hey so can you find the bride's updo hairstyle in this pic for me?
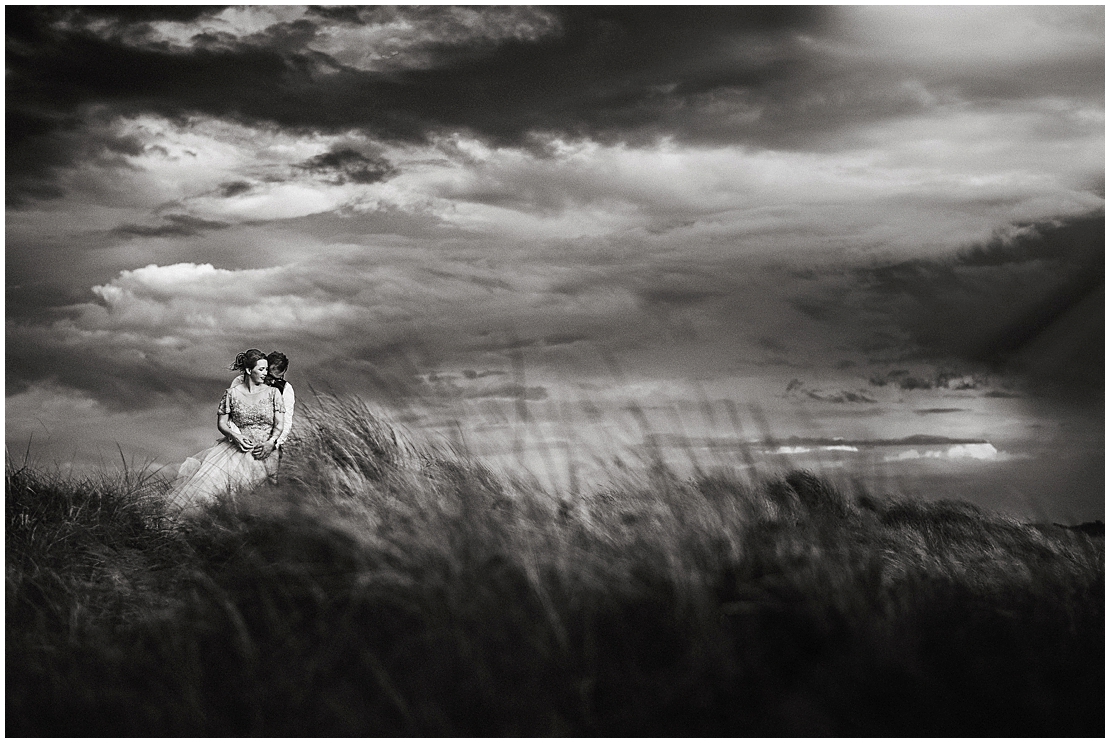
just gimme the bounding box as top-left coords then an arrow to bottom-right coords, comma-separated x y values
229,348 -> 267,373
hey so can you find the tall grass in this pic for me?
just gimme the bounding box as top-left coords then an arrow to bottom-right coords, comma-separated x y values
6,394 -> 1103,735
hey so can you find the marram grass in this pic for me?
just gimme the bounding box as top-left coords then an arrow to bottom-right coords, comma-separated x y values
6,394 -> 1103,736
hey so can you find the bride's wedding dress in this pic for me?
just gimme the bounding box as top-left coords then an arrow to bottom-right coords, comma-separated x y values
167,384 -> 286,516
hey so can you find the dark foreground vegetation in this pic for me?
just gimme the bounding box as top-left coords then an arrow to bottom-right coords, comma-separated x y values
7,395 -> 1104,736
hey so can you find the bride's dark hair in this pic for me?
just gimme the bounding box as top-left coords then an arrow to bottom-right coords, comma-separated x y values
229,348 -> 266,372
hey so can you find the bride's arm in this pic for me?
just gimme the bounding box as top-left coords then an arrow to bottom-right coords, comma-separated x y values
223,375 -> 246,437
216,387 -> 252,452
219,412 -> 254,452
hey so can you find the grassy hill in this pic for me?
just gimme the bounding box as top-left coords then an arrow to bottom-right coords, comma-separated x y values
6,394 -> 1103,735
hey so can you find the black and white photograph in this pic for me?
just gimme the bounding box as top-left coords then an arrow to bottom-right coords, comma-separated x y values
6,4 -> 1104,736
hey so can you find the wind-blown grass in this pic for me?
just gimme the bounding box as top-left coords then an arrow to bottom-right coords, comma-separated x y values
6,394 -> 1103,735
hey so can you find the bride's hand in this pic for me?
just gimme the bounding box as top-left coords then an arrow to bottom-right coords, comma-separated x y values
252,441 -> 276,460
236,436 -> 255,453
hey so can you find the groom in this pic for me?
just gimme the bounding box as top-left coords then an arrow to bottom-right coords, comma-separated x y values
253,351 -> 295,462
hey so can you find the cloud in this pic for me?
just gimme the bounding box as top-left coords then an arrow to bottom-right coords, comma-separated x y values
7,111 -> 393,212
7,260 -> 370,408
299,6 -> 564,72
651,434 -> 1014,462
5,107 -> 155,207
465,383 -> 549,401
868,368 -> 993,391
5,255 -> 634,408
296,148 -> 396,185
885,443 -> 999,461
0,7 -> 844,201
5,379 -> 226,472
60,6 -> 564,72
376,132 -> 1099,253
772,445 -> 859,455
5,319 -> 227,410
785,379 -> 877,404
7,8 -> 1101,276
111,213 -> 231,238
220,181 -> 253,198
5,6 -> 1103,494
462,369 -> 508,380
9,7 -> 1101,210
793,212 -> 1104,396
830,7 -> 1102,86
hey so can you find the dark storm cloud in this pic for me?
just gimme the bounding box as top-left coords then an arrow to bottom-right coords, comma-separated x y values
371,6 -> 831,146
220,181 -> 253,198
4,5 -> 225,53
303,6 -> 365,25
785,379 -> 877,404
9,5 -> 1102,214
867,369 -> 988,391
111,214 -> 231,238
6,6 -> 832,202
5,106 -> 149,206
542,334 -> 591,348
462,369 -> 508,380
47,6 -> 226,25
872,215 -> 1101,380
799,212 -> 1104,398
296,148 -> 396,185
6,323 -> 224,410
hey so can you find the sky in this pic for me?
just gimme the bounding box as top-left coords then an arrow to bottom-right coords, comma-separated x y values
6,5 -> 1104,523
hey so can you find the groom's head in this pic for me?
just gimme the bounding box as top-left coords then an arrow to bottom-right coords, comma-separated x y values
266,351 -> 289,379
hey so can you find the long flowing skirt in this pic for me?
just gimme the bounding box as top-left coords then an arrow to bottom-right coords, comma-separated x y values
167,438 -> 277,516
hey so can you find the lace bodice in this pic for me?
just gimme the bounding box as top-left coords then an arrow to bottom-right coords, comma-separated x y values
218,385 -> 285,441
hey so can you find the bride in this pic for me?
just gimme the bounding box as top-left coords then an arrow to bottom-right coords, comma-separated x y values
167,349 -> 286,516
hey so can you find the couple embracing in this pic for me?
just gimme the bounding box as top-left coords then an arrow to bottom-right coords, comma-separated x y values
167,349 -> 296,516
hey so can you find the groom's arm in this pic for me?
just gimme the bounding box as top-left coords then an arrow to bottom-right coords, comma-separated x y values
276,384 -> 295,447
